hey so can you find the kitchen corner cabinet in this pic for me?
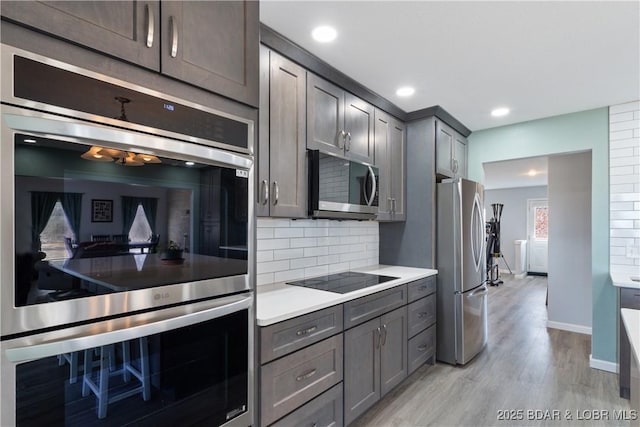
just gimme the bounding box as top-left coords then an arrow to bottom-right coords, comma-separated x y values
307,73 -> 375,164
374,109 -> 406,221
1,1 -> 259,107
344,306 -> 408,425
257,47 -> 308,218
435,119 -> 467,179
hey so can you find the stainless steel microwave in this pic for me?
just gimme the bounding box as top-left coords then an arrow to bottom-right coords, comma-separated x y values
308,150 -> 379,220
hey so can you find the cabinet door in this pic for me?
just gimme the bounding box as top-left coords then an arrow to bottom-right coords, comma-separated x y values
344,317 -> 380,425
380,306 -> 407,396
389,117 -> 406,220
374,110 -> 392,220
307,74 -> 345,156
1,1 -> 160,70
454,133 -> 467,178
267,52 -> 308,218
344,94 -> 375,163
257,46 -> 271,217
435,120 -> 455,177
160,1 -> 259,106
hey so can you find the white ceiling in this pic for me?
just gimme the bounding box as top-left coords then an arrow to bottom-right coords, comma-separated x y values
260,1 -> 640,131
483,156 -> 548,190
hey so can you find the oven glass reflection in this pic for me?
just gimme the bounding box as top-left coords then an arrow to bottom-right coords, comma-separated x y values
15,310 -> 248,426
14,134 -> 249,307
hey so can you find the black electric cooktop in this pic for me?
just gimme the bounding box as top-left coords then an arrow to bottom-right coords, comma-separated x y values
287,271 -> 399,294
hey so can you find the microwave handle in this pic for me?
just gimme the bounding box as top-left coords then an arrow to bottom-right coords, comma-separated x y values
363,165 -> 377,207
5,293 -> 252,363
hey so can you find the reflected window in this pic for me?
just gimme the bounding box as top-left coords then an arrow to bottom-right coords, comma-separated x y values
40,201 -> 74,259
129,204 -> 152,243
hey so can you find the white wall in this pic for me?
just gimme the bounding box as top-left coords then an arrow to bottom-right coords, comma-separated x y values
484,186 -> 547,273
609,101 -> 640,273
547,152 -> 592,331
256,218 -> 379,286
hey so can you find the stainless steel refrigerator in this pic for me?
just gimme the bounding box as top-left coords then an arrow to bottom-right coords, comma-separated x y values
436,178 -> 488,365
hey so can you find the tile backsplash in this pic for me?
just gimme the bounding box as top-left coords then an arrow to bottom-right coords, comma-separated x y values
256,218 -> 379,286
609,101 -> 640,271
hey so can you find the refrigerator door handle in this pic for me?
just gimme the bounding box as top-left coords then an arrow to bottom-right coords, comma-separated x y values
470,192 -> 485,272
467,285 -> 489,298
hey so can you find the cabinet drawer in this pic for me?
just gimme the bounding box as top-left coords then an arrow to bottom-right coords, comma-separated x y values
261,335 -> 343,426
408,294 -> 436,338
408,324 -> 435,375
270,383 -> 343,427
344,285 -> 407,329
261,305 -> 343,363
621,287 -> 640,309
407,276 -> 436,303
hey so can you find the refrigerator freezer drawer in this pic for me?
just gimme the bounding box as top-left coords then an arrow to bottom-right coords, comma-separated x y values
455,285 -> 488,364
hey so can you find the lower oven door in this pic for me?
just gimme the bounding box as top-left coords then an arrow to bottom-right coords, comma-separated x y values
0,292 -> 254,427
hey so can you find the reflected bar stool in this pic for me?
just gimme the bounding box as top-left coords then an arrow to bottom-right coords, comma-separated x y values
82,337 -> 151,419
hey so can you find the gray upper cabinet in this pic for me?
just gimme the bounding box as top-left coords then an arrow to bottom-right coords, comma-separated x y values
1,1 -> 259,106
374,109 -> 406,221
258,47 -> 307,218
0,1 -> 160,70
435,119 -> 467,179
307,73 -> 374,163
160,1 -> 258,106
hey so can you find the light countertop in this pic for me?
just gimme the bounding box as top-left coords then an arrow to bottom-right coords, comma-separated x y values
621,308 -> 640,364
256,265 -> 437,326
611,271 -> 640,289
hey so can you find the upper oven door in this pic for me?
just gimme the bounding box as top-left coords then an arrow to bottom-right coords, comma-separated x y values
1,104 -> 255,338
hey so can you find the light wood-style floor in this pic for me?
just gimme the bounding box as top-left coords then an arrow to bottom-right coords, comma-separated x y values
352,275 -> 631,427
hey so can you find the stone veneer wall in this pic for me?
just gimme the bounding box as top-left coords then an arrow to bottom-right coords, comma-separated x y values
256,218 -> 379,286
609,101 -> 640,272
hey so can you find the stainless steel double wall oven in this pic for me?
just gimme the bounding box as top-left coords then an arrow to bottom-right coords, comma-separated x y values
0,45 -> 255,427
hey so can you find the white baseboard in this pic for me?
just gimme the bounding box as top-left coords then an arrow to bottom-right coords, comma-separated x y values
546,320 -> 592,335
589,355 -> 618,373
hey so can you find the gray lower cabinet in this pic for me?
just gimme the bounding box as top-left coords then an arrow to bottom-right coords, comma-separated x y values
374,109 -> 406,221
343,285 -> 407,329
408,324 -> 435,374
307,73 -> 374,164
407,294 -> 436,338
261,335 -> 343,426
1,1 -> 259,106
620,287 -> 640,398
271,383 -> 344,427
258,47 -> 308,217
344,306 -> 408,425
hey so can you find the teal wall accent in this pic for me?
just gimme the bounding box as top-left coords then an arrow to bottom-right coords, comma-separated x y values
467,108 -> 614,363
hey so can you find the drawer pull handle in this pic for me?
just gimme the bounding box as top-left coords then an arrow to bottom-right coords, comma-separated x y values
417,345 -> 428,352
417,312 -> 429,319
419,285 -> 428,291
296,325 -> 318,336
296,368 -> 317,381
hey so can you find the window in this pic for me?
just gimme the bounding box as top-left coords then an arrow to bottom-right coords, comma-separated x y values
534,206 -> 548,240
129,204 -> 152,243
40,201 -> 74,259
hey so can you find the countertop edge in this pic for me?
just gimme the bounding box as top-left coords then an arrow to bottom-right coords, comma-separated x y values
256,265 -> 437,326
621,308 -> 640,364
611,271 -> 640,289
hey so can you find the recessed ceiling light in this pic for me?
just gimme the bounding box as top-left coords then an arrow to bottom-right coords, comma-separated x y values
23,138 -> 37,144
185,161 -> 195,166
396,87 -> 415,97
312,25 -> 337,43
491,107 -> 510,117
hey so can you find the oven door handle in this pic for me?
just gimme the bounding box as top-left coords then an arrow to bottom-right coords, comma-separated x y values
5,293 -> 252,363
